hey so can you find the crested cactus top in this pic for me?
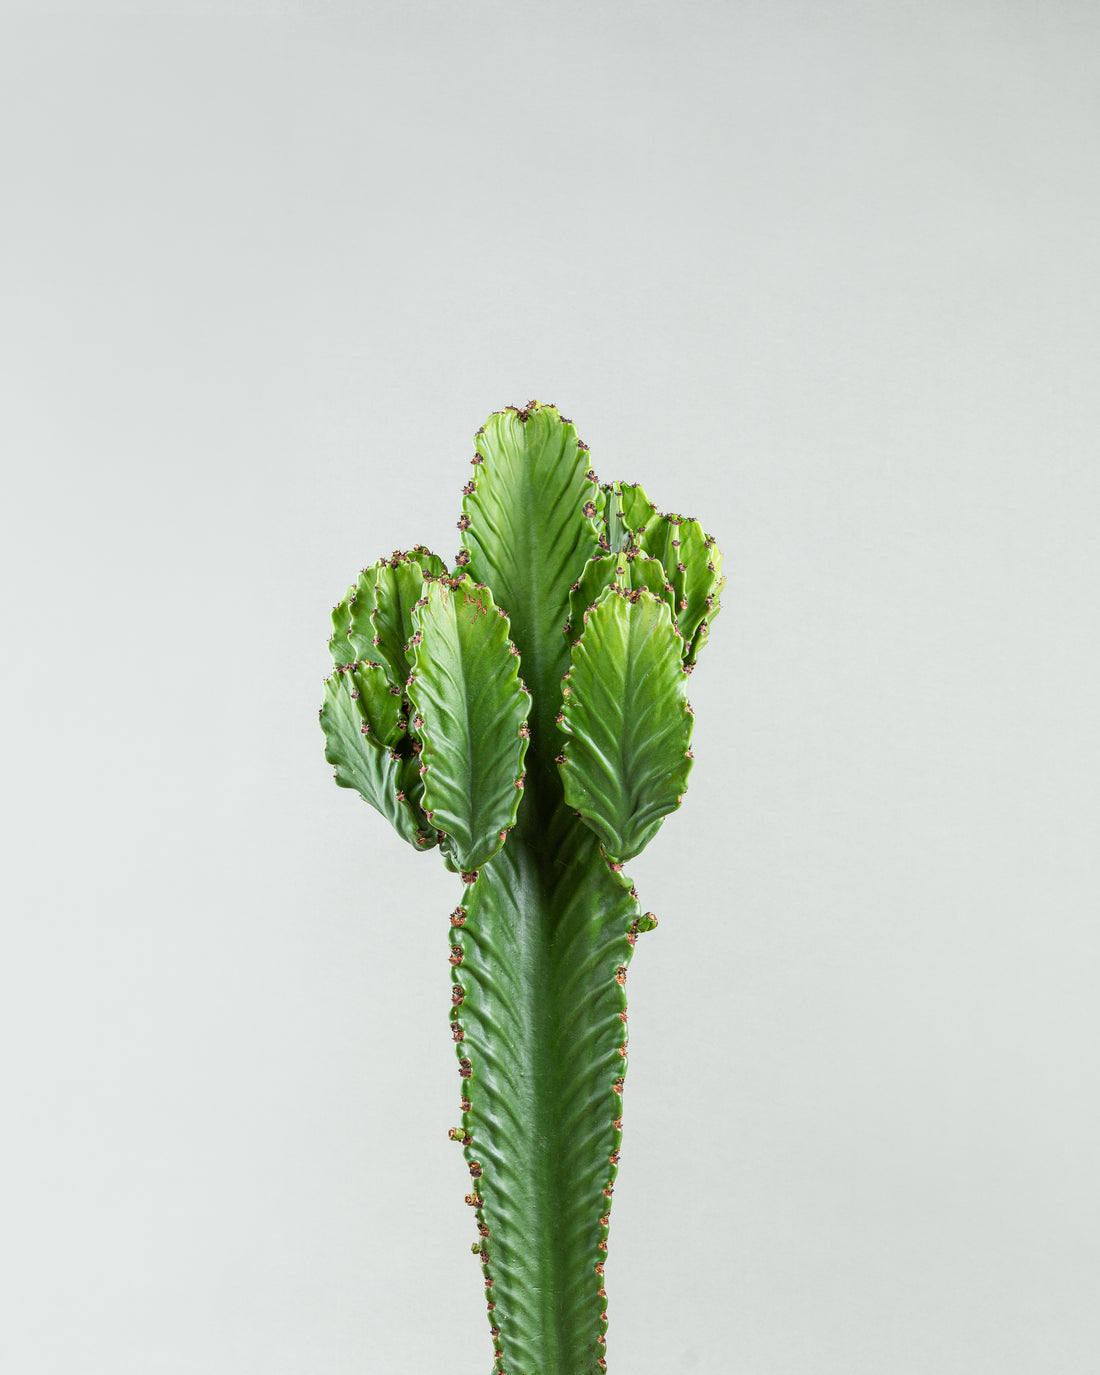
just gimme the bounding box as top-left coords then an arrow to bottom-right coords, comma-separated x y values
322,400 -> 724,865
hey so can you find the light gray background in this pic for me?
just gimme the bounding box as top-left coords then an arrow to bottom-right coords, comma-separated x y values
2,4 -> 1098,1373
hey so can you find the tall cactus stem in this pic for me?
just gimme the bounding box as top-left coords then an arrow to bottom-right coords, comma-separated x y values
319,401 -> 723,1372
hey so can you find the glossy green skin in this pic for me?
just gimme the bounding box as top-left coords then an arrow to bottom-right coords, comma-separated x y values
320,402 -> 724,1374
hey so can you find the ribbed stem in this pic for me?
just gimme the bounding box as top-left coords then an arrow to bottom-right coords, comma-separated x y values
450,801 -> 637,1374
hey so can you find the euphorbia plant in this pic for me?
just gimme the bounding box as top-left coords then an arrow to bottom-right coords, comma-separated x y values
320,401 -> 724,1374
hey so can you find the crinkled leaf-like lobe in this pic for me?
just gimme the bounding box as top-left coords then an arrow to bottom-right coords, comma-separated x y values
329,582 -> 376,666
437,831 -> 463,874
670,519 -> 722,648
626,552 -> 679,614
460,404 -> 601,777
617,480 -> 659,536
560,588 -> 693,862
347,658 -> 406,749
344,561 -> 384,664
453,817 -> 636,1374
408,575 -> 529,873
411,545 -> 448,578
568,551 -> 676,638
684,533 -> 727,665
328,585 -> 356,666
370,548 -> 445,690
615,483 -> 726,663
638,513 -> 709,645
568,554 -> 619,637
394,753 -> 441,848
319,669 -> 436,851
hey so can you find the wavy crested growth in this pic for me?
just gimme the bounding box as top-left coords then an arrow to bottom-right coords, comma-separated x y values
319,401 -> 725,1374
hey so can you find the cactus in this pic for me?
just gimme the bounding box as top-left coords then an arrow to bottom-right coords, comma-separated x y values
319,401 -> 724,1373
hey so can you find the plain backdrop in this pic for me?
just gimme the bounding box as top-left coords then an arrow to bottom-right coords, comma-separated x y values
2,4 -> 1098,1373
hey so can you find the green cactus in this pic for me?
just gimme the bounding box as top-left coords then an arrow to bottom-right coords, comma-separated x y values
319,401 -> 724,1373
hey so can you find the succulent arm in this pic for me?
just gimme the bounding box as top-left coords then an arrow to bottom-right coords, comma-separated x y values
320,402 -> 724,1374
